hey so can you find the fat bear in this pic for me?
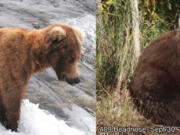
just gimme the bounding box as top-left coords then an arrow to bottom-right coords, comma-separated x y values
0,24 -> 84,131
130,29 -> 180,126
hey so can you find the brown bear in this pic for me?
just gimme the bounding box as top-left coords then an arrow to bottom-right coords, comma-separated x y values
0,24 -> 84,131
130,29 -> 180,126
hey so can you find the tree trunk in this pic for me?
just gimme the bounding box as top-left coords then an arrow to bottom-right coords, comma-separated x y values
96,0 -> 101,10
178,15 -> 180,27
131,0 -> 141,58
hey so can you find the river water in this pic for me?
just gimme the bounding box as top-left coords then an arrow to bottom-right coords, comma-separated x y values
0,0 -> 96,135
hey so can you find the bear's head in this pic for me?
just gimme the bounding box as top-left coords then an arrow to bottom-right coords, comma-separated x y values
44,24 -> 84,85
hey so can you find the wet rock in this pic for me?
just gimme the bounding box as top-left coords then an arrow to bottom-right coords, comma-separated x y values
0,0 -> 96,134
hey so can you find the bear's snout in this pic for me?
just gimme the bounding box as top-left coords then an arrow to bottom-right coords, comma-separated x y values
65,77 -> 80,85
55,71 -> 80,85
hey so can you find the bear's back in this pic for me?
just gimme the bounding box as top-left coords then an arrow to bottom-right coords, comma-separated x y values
138,29 -> 180,70
0,28 -> 27,46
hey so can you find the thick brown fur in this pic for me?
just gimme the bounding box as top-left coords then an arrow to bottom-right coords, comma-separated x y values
130,29 -> 180,126
0,24 -> 84,131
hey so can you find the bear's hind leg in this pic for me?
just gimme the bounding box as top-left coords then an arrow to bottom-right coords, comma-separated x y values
130,66 -> 176,101
130,66 -> 178,125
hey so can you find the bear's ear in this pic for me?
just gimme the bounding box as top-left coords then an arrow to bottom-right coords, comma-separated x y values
45,27 -> 66,44
73,28 -> 85,42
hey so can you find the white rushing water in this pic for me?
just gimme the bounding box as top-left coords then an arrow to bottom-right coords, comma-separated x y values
0,100 -> 85,135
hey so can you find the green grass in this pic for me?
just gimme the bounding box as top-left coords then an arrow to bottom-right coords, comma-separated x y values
96,0 -> 136,93
96,0 -> 178,135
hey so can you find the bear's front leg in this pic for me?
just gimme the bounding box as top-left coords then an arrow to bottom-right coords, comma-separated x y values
6,111 -> 20,131
0,71 -> 29,131
2,91 -> 23,131
0,99 -> 8,127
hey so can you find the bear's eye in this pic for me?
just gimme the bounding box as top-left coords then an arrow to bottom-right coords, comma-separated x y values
69,57 -> 75,64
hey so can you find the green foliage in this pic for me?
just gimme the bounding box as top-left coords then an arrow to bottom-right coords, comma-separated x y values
139,0 -> 180,49
97,0 -> 179,94
97,0 -> 136,96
